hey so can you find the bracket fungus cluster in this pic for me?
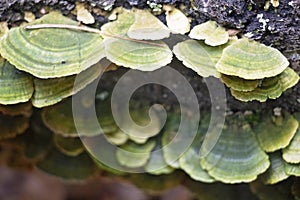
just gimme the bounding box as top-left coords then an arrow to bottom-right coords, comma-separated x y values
0,10 -> 298,105
101,8 -> 173,71
174,21 -> 299,102
0,5 -> 299,199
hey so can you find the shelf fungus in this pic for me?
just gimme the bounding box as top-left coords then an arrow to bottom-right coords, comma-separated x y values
252,111 -> 298,152
0,57 -> 33,105
117,106 -> 163,144
189,21 -> 229,46
0,12 -> 105,79
162,110 -> 198,169
173,38 -> 238,78
260,152 -> 290,184
127,9 -> 170,40
200,115 -> 270,183
102,9 -> 172,71
216,38 -> 289,80
41,96 -> 117,137
220,75 -> 259,92
178,114 -> 215,183
32,61 -> 105,108
104,129 -> 129,146
116,140 -> 156,168
284,162 -> 300,177
144,144 -> 175,175
229,67 -> 299,102
282,113 -> 300,164
173,40 -> 231,78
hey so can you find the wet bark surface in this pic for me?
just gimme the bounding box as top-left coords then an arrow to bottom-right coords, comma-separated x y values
0,0 -> 299,112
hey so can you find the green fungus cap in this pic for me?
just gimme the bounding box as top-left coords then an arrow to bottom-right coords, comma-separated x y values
173,38 -> 237,78
252,111 -> 298,152
104,38 -> 172,71
144,144 -> 175,175
189,21 -> 229,46
116,140 -> 156,168
0,12 -> 105,78
127,9 -> 170,40
216,38 -> 289,80
260,152 -> 290,184
32,60 -> 106,108
0,57 -> 33,105
220,74 -> 259,92
41,96 -> 118,137
101,10 -> 135,37
282,113 -> 300,164
102,9 -> 172,71
200,114 -> 270,183
178,113 -> 215,183
118,106 -> 163,144
104,129 -> 129,146
230,67 -> 299,102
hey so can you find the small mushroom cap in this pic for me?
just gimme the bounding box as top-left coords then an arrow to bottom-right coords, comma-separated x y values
200,114 -> 270,183
0,57 -> 33,105
173,39 -> 236,78
104,38 -> 172,71
230,67 -> 299,102
166,8 -> 190,34
282,113 -> 300,164
252,111 -> 298,153
220,74 -> 259,92
216,38 -> 289,79
189,21 -> 229,46
0,12 -> 105,78
32,60 -> 105,108
127,9 -> 170,40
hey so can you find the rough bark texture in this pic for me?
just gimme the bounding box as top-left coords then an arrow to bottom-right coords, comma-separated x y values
0,0 -> 299,112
